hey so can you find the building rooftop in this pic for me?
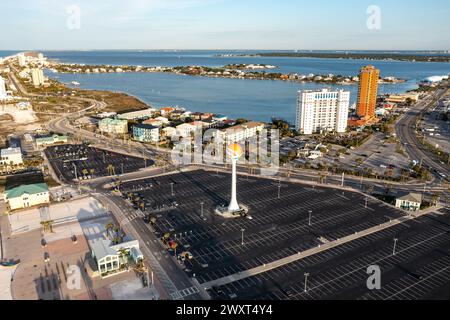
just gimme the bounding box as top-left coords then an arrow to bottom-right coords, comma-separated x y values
99,118 -> 128,125
89,238 -> 117,261
397,192 -> 422,203
1,147 -> 21,156
5,183 -> 49,199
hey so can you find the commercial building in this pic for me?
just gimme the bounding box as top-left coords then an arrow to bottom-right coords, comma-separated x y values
160,107 -> 175,116
395,192 -> 422,212
0,76 -> 7,100
117,108 -> 156,121
296,89 -> 350,135
385,93 -> 420,104
213,121 -> 265,142
35,134 -> 68,148
89,237 -> 143,277
132,123 -> 160,143
4,183 -> 50,211
31,68 -> 45,87
98,118 -> 129,135
212,114 -> 228,122
18,54 -> 26,67
175,123 -> 198,138
162,127 -> 177,139
0,147 -> 23,165
356,65 -> 379,119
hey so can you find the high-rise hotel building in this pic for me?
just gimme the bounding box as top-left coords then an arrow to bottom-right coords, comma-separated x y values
356,65 -> 379,119
31,68 -> 45,87
296,89 -> 350,135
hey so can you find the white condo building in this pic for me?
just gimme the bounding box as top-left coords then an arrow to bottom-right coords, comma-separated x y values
296,89 -> 350,135
31,68 -> 45,87
0,76 -> 7,100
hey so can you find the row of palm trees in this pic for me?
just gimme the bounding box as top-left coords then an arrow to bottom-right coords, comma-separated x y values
105,222 -> 125,245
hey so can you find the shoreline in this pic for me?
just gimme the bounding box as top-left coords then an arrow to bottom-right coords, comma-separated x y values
218,52 -> 450,63
47,62 -> 407,86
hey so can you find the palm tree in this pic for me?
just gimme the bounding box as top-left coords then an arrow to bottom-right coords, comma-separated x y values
117,248 -> 129,268
106,164 -> 115,176
105,222 -> 114,238
90,168 -> 95,178
40,220 -> 54,233
81,168 -> 88,177
431,193 -> 441,206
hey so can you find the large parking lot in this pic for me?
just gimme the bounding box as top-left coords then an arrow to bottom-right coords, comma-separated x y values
45,144 -> 152,182
211,207 -> 450,300
114,169 -> 417,300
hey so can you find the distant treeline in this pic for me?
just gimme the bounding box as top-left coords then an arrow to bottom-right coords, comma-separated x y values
247,52 -> 450,63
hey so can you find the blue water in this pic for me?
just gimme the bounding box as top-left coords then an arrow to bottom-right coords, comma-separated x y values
3,50 -> 450,123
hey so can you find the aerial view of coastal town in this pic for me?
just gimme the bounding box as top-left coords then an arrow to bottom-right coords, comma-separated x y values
0,0 -> 449,312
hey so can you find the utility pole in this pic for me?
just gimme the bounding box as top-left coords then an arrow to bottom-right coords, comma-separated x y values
308,210 -> 312,226
170,182 -> 174,196
365,195 -> 368,208
277,184 -> 281,199
341,172 -> 345,187
241,228 -> 245,246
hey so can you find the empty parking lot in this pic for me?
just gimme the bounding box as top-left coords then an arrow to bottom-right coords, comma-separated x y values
211,207 -> 450,300
45,144 -> 152,182
111,169 -> 445,300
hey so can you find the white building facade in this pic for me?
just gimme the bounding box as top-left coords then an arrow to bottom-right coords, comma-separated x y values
31,68 -> 45,87
296,89 -> 350,135
4,183 -> 50,211
0,147 -> 23,165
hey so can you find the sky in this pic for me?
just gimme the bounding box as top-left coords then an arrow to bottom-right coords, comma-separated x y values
1,0 -> 449,50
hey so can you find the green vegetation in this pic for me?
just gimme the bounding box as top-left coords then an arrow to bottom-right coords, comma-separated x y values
271,118 -> 297,137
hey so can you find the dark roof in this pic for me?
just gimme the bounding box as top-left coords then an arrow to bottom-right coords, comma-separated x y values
5,171 -> 45,191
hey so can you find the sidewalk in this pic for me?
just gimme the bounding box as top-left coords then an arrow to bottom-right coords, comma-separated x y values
0,265 -> 17,300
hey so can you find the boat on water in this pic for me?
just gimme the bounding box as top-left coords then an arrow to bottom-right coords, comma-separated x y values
71,81 -> 80,86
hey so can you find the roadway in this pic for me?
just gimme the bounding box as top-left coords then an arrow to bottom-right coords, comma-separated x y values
395,86 -> 449,185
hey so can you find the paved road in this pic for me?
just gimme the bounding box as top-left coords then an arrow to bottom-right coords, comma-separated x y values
89,186 -> 205,300
395,86 -> 449,185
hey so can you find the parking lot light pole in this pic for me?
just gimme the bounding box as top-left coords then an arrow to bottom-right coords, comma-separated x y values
200,202 -> 204,219
365,195 -> 368,208
72,163 -> 78,180
277,185 -> 281,199
241,228 -> 245,245
393,238 -> 398,256
308,210 -> 312,226
121,162 -> 124,175
304,272 -> 310,292
170,182 -> 174,196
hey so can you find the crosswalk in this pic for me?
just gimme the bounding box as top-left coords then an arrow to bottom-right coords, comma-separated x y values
170,286 -> 200,300
120,210 -> 145,225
